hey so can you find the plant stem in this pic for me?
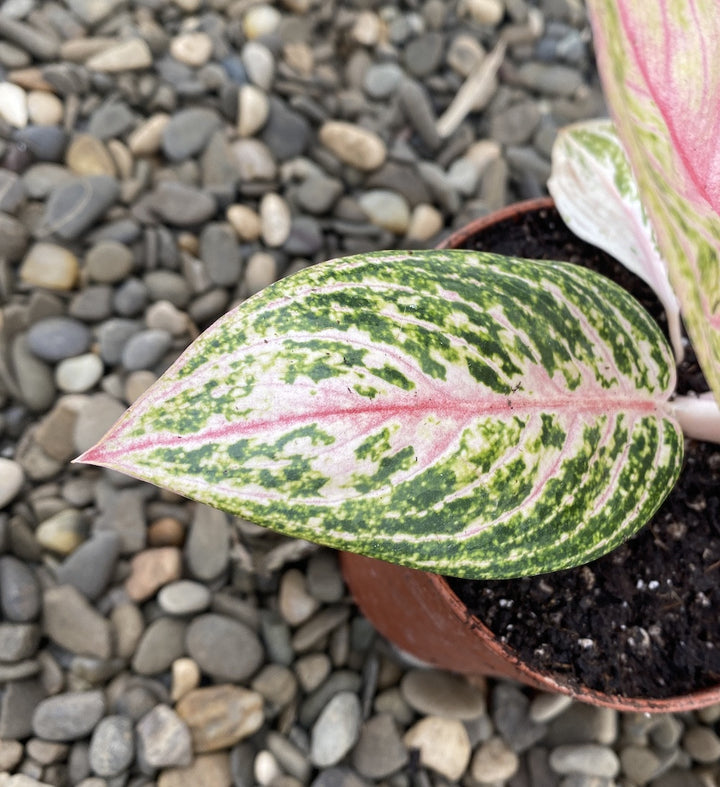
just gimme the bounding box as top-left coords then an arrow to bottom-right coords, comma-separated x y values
670,393 -> 720,444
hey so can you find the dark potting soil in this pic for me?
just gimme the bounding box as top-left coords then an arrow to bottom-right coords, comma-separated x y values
446,203 -> 720,699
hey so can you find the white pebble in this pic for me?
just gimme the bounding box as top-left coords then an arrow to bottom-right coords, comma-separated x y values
227,204 -> 262,242
244,4 -> 282,39
358,190 -> 410,234
406,204 -> 444,241
170,32 -> 214,67
0,82 -> 28,128
237,84 -> 269,137
55,353 -> 104,393
260,193 -> 291,248
462,0 -> 505,26
242,41 -> 275,90
0,458 -> 24,509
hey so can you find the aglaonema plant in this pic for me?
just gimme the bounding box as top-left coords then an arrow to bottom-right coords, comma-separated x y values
76,0 -> 718,582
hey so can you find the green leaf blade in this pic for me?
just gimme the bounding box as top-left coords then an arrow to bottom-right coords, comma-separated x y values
78,251 -> 682,578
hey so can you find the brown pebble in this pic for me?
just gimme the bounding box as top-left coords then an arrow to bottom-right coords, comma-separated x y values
147,517 -> 186,547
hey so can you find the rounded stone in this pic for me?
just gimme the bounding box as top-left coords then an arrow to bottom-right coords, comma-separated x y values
158,580 -> 212,616
162,108 -> 222,162
310,691 -> 362,768
132,618 -> 187,676
128,113 -> 170,156
89,715 -> 135,777
121,328 -> 172,371
125,547 -> 183,602
237,84 -> 269,137
149,181 -> 216,226
186,613 -> 264,682
199,223 -> 242,287
260,192 -> 291,247
32,690 -> 106,741
66,134 -> 116,177
401,669 -> 486,720
136,704 -> 192,769
0,458 -> 24,509
0,81 -> 28,127
358,189 -> 410,234
170,32 -> 214,67
471,736 -> 519,783
85,240 -> 134,284
27,316 -> 91,362
319,121 -> 386,171
684,726 -> 720,763
27,90 -> 64,125
403,716 -> 471,781
363,62 -> 403,99
243,4 -> 282,38
86,38 -> 152,71
549,744 -> 620,778
35,508 -> 86,554
242,41 -> 275,90
227,204 -> 262,241
244,251 -> 277,295
352,713 -> 408,779
278,568 -> 319,626
20,243 -> 79,290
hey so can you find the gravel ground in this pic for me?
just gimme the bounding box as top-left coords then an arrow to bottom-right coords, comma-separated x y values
1,0 -> 719,785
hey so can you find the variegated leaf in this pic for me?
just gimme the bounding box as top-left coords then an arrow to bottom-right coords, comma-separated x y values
548,119 -> 684,361
588,0 -> 720,403
77,251 -> 683,579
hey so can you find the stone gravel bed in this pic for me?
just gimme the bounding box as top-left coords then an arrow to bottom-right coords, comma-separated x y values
1,0 -> 718,785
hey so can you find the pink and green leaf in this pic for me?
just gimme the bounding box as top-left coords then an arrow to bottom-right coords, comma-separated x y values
549,119 -> 684,361
77,251 -> 682,579
588,0 -> 720,402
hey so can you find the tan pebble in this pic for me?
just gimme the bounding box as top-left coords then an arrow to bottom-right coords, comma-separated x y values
282,42 -> 314,76
66,133 -> 116,177
237,84 -> 269,137
319,121 -> 386,171
243,4 -> 282,39
403,717 -> 471,781
471,736 -> 519,783
177,232 -> 199,255
447,33 -> 486,77
358,189 -> 410,234
145,300 -> 190,336
111,602 -> 145,660
227,204 -> 262,241
176,685 -> 264,752
20,243 -> 79,290
125,547 -> 183,602
465,139 -> 502,175
157,752 -> 232,787
60,37 -> 117,62
170,32 -> 214,67
351,11 -> 384,46
128,113 -> 170,156
0,82 -> 28,128
106,139 -> 133,180
36,508 -> 86,555
279,568 -> 319,626
147,516 -> 186,547
406,203 -> 444,241
86,38 -> 153,72
124,370 -> 157,403
462,0 -> 505,26
243,251 -> 277,295
8,67 -> 53,91
280,0 -> 311,11
171,657 -> 201,702
260,192 -> 291,247
26,90 -> 64,125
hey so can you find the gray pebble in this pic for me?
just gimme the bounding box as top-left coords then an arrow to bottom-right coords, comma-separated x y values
32,690 -> 106,741
73,393 -> 126,455
489,100 -> 542,146
260,610 -> 295,667
88,100 -> 135,140
404,32 -> 445,77
296,174 -> 344,215
352,713 -> 408,778
311,691 -> 362,768
261,97 -> 311,160
0,678 -> 47,740
43,584 -> 113,660
86,240 -> 134,284
11,333 -> 56,412
200,223 -> 242,287
27,316 -> 91,362
22,163 -> 76,199
94,485 -> 147,555
158,580 -> 212,616
38,175 -> 119,241
0,555 -> 41,622
89,715 -> 135,777
300,670 -> 363,728
311,767 -> 371,787
492,683 -> 548,753
189,288 -> 230,325
683,725 -> 720,763
186,613 -> 265,682
69,285 -> 114,322
401,669 -> 486,720
306,551 -> 344,603
15,125 -> 69,162
549,744 -> 620,778
132,618 -> 187,676
113,278 -> 149,317
398,78 -> 441,151
185,504 -> 229,582
121,328 -> 172,371
0,15 -> 60,59
516,61 -> 583,96
97,318 -> 142,364
284,215 -> 323,257
620,745 -> 663,784
232,138 -> 278,181
363,62 -> 403,99
148,181 -> 217,226
136,704 -> 192,769
0,622 -> 40,661
144,270 -> 192,309
53,532 -> 121,601
0,170 -> 25,213
162,107 -> 223,162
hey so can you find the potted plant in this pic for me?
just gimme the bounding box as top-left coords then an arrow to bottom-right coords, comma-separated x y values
76,0 -> 720,711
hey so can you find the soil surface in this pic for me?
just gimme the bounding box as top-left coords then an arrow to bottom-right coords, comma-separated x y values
447,204 -> 720,699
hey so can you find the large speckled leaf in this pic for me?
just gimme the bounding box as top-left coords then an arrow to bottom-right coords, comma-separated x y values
588,0 -> 720,404
77,251 -> 683,579
548,119 -> 684,362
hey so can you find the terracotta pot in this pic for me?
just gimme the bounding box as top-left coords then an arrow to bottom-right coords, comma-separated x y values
341,197 -> 720,714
